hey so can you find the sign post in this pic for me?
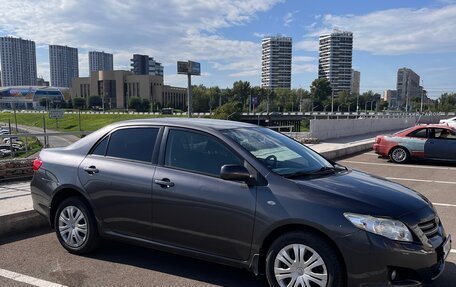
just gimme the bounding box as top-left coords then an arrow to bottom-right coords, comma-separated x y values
178,60 -> 201,118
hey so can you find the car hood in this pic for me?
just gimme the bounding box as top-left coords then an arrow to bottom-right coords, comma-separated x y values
294,169 -> 431,219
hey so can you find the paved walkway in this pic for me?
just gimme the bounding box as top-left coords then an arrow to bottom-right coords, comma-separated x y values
0,181 -> 32,216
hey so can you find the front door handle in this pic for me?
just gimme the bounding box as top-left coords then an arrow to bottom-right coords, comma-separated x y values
83,166 -> 99,174
154,178 -> 175,188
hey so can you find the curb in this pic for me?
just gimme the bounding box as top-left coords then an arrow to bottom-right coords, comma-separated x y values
0,210 -> 48,236
319,141 -> 373,160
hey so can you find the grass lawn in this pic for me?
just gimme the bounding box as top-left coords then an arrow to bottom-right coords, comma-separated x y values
0,112 -> 185,132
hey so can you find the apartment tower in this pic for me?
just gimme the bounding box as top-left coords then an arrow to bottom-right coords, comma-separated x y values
261,36 -> 292,89
89,51 -> 113,72
49,45 -> 79,87
396,68 -> 420,111
0,36 -> 37,86
131,54 -> 163,77
318,30 -> 353,95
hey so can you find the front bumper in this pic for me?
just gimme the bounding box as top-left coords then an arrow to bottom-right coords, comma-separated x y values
338,230 -> 450,286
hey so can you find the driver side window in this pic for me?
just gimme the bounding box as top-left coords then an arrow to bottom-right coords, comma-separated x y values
165,129 -> 243,177
432,128 -> 456,140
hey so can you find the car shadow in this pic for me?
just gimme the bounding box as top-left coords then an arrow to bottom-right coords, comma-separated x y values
431,261 -> 456,286
86,239 -> 268,287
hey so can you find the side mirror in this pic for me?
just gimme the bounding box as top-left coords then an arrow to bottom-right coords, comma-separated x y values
220,164 -> 254,185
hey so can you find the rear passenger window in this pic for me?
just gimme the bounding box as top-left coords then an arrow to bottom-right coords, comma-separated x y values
165,129 -> 243,177
91,136 -> 109,156
106,128 -> 159,162
407,128 -> 427,138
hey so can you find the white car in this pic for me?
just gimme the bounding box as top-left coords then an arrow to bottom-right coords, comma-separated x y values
440,116 -> 456,128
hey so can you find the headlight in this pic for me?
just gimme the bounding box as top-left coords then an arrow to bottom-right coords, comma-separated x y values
344,213 -> 413,242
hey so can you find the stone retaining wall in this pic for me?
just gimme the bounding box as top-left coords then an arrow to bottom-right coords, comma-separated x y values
0,159 -> 33,181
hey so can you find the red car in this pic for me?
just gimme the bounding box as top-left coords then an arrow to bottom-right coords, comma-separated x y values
374,124 -> 456,163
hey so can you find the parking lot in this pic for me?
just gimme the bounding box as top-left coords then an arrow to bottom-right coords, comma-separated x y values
0,150 -> 455,286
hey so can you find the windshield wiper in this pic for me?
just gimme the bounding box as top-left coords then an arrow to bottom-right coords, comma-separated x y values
282,166 -> 338,178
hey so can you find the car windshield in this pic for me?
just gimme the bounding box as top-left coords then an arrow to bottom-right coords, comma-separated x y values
221,127 -> 334,176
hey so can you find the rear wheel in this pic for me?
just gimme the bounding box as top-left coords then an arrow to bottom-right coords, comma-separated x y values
389,147 -> 409,164
265,231 -> 344,287
54,197 -> 100,254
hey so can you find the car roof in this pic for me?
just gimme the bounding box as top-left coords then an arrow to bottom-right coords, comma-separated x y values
115,117 -> 257,131
414,124 -> 456,129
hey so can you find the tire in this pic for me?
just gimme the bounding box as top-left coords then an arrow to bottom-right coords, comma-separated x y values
54,196 -> 100,254
265,231 -> 344,287
389,147 -> 409,164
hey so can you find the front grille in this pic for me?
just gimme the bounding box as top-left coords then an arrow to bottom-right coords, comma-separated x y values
418,218 -> 439,238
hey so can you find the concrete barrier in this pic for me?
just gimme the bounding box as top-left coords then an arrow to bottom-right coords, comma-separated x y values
309,118 -> 415,140
309,115 -> 450,140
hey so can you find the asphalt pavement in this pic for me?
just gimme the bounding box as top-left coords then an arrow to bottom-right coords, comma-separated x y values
1,150 -> 456,286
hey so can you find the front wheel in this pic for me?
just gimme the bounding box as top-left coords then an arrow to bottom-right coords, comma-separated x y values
54,196 -> 100,254
265,231 -> 344,287
389,147 -> 409,164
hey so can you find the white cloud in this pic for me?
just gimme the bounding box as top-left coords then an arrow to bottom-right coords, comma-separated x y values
314,5 -> 456,54
295,39 -> 319,51
283,10 -> 299,27
253,32 -> 265,38
0,0 -> 282,83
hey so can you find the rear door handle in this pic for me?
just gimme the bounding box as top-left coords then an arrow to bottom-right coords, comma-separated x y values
154,179 -> 175,188
83,166 -> 99,174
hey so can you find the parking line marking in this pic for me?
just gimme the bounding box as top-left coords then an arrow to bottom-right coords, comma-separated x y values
433,203 -> 456,207
340,160 -> 456,171
0,268 -> 66,287
452,249 -> 456,254
385,177 -> 456,185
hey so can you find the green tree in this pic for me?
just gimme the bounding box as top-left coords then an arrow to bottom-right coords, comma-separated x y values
129,97 -> 143,112
377,99 -> 389,111
88,96 -> 102,108
66,98 -> 73,109
232,80 -> 251,111
142,98 -> 151,112
192,85 -> 210,112
73,97 -> 86,109
213,101 -> 242,120
310,78 -> 332,111
439,93 -> 456,112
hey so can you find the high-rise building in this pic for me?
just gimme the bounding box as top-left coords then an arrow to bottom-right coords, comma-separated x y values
261,36 -> 292,89
0,36 -> 37,86
318,30 -> 353,95
396,68 -> 420,111
383,90 -> 398,108
350,69 -> 360,95
89,51 -> 113,72
49,45 -> 79,87
130,54 -> 163,77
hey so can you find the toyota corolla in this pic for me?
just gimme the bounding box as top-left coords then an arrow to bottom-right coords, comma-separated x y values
31,118 -> 451,286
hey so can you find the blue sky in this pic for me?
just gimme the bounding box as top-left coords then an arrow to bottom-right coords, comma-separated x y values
0,0 -> 455,98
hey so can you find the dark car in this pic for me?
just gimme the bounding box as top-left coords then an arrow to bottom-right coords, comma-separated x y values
374,124 -> 456,163
31,118 -> 451,286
